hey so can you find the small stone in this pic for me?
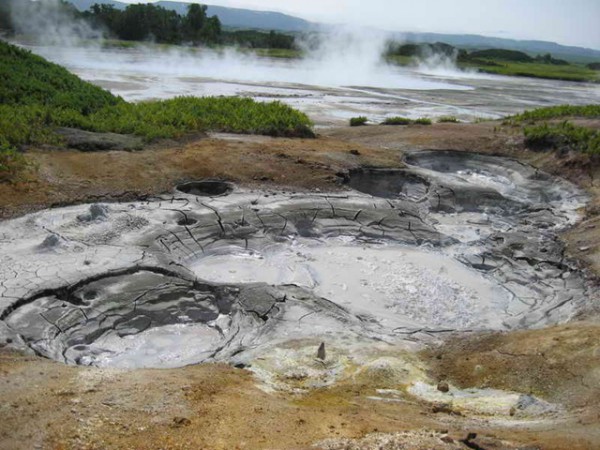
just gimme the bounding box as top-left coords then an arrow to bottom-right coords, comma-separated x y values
437,381 -> 450,393
440,436 -> 454,444
317,342 -> 326,360
349,149 -> 361,156
579,246 -> 591,252
509,406 -> 516,416
172,417 -> 191,427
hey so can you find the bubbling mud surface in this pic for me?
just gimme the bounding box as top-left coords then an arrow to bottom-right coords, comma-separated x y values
0,151 -> 593,369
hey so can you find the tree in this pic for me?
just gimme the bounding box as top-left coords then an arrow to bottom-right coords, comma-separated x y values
0,0 -> 13,32
183,4 -> 212,44
200,16 -> 221,44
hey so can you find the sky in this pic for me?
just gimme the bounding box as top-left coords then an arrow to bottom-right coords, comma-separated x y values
120,0 -> 600,49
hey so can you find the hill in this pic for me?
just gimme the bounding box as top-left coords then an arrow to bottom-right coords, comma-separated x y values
395,32 -> 600,63
65,1 -> 600,61
67,0 -> 315,32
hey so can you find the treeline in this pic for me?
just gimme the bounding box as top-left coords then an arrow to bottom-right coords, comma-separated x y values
221,30 -> 295,50
0,0 -> 296,49
83,3 -> 221,44
387,41 -> 571,66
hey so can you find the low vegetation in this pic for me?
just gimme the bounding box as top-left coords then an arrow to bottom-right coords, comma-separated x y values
350,117 -> 368,127
386,41 -> 600,83
382,117 -> 412,125
507,104 -> 600,123
0,40 -> 314,179
504,105 -> 600,155
437,116 -> 460,123
415,118 -> 432,125
0,145 -> 27,182
524,121 -> 600,154
380,117 -> 434,125
471,62 -> 598,82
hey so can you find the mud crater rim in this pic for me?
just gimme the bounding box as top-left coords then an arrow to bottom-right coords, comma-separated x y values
0,150 -> 592,369
176,180 -> 234,197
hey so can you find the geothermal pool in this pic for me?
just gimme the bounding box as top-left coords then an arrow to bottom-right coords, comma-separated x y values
0,151 -> 593,369
25,44 -> 600,125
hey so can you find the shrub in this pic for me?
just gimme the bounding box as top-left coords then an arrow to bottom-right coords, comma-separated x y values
468,49 -> 534,63
437,116 -> 459,123
508,105 -> 600,123
524,121 -> 600,154
415,117 -> 432,125
382,117 -> 412,125
350,116 -> 368,127
0,144 -> 28,182
0,39 -> 316,155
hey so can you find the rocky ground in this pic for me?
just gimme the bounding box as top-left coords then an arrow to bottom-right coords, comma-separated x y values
1,121 -> 599,449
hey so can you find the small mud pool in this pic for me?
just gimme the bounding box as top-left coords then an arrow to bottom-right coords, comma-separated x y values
0,151 -> 593,370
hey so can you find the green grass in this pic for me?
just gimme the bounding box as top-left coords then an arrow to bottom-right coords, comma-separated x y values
437,116 -> 460,123
385,55 -> 414,66
0,145 -> 28,182
464,60 -> 599,83
382,117 -> 412,125
380,116 -> 434,125
507,104 -> 600,123
414,118 -> 432,125
249,48 -> 302,59
0,40 -> 122,112
0,40 -> 315,179
386,51 -> 599,83
524,121 -> 600,154
350,116 -> 368,127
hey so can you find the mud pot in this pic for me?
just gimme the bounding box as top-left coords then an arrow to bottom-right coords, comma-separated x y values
0,149 -> 592,377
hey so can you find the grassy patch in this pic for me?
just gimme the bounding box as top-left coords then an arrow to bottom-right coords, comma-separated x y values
465,61 -> 599,83
524,121 -> 600,154
350,116 -> 368,127
252,48 -> 302,59
382,117 -> 412,125
437,116 -> 460,123
414,118 -> 432,125
386,44 -> 600,83
0,145 -> 28,182
0,40 -> 122,111
0,41 -> 313,141
0,40 -> 315,180
508,104 -> 600,123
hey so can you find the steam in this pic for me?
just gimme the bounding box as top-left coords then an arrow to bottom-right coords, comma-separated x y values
416,47 -> 462,75
10,0 -> 103,45
9,1 -> 471,92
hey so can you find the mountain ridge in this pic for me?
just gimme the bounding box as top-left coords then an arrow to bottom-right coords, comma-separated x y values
65,0 -> 600,61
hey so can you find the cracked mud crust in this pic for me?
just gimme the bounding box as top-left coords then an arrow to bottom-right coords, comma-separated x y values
1,121 -> 600,449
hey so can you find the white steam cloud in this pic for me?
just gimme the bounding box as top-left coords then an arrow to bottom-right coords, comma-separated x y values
10,0 -> 103,45
10,1 -> 471,92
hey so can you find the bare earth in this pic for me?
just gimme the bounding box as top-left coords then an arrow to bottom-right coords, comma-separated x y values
1,121 -> 600,449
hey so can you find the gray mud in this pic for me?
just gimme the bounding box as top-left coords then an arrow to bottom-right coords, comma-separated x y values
0,151 -> 593,369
